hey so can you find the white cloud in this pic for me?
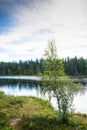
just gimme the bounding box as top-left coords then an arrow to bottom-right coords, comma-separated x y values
0,0 -> 87,61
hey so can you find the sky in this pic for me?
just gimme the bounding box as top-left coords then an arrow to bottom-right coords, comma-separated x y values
0,0 -> 87,62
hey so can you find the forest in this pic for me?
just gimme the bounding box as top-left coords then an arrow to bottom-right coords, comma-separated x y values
0,56 -> 87,76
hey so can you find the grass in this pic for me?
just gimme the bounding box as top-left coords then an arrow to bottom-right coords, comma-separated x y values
0,91 -> 87,130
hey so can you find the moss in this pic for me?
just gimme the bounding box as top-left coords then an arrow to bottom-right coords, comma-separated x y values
0,92 -> 87,130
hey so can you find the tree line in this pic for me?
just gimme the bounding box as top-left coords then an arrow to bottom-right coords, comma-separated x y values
0,56 -> 87,76
64,56 -> 87,76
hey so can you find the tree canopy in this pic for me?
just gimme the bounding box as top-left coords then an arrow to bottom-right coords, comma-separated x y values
41,40 -> 80,123
0,57 -> 87,76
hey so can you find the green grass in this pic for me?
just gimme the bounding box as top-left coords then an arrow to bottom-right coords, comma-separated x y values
0,91 -> 87,130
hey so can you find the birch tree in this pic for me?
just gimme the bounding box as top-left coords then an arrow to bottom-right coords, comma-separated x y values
41,40 -> 80,123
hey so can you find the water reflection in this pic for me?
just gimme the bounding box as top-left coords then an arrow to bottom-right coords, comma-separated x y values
0,79 -> 87,114
0,79 -> 40,96
73,83 -> 87,114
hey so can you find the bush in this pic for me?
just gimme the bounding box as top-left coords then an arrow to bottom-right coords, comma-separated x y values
0,112 -> 12,130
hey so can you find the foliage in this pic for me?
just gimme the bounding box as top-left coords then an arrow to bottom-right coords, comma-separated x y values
18,115 -> 87,130
41,40 -> 80,123
0,56 -> 87,76
0,112 -> 13,130
0,92 -> 87,130
0,59 -> 43,76
64,56 -> 87,76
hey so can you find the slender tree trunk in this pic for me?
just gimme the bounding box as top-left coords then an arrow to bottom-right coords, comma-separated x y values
62,108 -> 67,123
56,94 -> 61,123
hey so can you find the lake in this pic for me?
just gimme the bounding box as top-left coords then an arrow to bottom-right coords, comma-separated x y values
0,76 -> 87,114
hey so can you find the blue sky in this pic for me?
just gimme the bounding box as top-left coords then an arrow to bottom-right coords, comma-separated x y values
0,0 -> 87,61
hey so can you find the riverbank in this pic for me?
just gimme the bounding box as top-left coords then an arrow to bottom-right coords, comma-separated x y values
0,91 -> 87,130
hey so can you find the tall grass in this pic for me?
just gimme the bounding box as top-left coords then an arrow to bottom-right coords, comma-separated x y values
0,91 -> 87,130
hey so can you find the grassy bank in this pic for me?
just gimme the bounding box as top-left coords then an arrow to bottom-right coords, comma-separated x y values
0,91 -> 87,130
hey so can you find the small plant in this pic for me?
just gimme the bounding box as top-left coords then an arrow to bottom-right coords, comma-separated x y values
0,93 -> 87,130
0,112 -> 12,130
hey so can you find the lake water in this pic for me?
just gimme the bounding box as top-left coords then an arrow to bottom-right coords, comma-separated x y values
0,76 -> 87,114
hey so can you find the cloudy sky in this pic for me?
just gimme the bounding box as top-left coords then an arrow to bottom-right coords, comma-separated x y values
0,0 -> 87,61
